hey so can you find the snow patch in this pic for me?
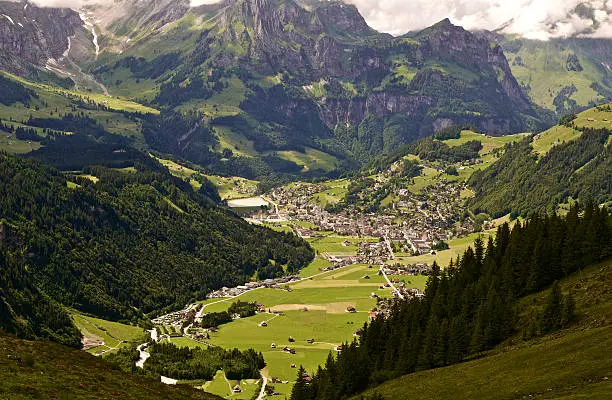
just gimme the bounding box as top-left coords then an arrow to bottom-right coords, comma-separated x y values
17,22 -> 23,27
3,15 -> 15,25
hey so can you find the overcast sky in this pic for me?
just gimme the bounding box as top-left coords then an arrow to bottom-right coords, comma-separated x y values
27,0 -> 612,39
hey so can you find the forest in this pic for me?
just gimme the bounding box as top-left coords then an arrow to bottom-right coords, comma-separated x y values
292,203 -> 611,400
0,154 -> 314,324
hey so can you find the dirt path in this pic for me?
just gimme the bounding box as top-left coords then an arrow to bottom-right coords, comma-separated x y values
256,374 -> 268,400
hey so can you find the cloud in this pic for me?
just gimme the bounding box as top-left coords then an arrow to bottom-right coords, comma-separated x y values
344,0 -> 611,39
29,0 -> 88,7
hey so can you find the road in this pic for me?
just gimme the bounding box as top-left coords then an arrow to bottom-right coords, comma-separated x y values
261,195 -> 283,220
379,264 -> 404,300
383,236 -> 395,260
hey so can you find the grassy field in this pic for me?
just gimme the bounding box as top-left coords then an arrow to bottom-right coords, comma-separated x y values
186,258 -> 431,397
1,71 -> 159,115
443,130 -> 527,153
354,324 -> 611,400
573,103 -> 612,130
201,370 -> 260,399
214,125 -> 258,157
205,175 -> 259,200
0,132 -> 42,154
504,41 -> 607,111
307,234 -> 379,255
71,314 -> 145,355
276,147 -> 339,173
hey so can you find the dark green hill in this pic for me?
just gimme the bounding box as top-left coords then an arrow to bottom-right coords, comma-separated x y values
352,259 -> 611,400
0,154 -> 313,324
0,334 -> 221,400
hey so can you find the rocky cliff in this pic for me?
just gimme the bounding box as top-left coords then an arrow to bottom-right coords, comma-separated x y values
0,1 -> 83,74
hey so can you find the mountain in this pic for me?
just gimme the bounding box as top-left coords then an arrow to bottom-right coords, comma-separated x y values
0,154 -> 313,323
0,0 -> 552,181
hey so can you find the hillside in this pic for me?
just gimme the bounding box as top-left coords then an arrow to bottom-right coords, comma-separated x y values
353,259 -> 612,400
469,104 -> 612,217
0,154 -> 313,324
494,35 -> 612,115
0,333 -> 221,400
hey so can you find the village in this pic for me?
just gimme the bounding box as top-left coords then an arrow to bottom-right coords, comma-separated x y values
248,177 -> 474,257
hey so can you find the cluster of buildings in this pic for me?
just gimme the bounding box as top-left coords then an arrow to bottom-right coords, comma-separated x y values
249,178 -> 473,257
207,275 -> 302,299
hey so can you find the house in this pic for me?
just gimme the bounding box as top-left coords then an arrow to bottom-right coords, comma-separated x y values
306,338 -> 315,344
335,345 -> 343,351
260,321 -> 268,327
346,306 -> 356,313
290,363 -> 296,368
288,336 -> 295,342
233,385 -> 242,393
271,343 -> 276,349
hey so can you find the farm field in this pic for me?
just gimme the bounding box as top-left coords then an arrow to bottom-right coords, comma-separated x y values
190,260 -> 429,398
306,234 -> 379,255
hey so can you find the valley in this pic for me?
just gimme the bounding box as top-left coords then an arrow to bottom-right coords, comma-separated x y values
0,1 -> 611,399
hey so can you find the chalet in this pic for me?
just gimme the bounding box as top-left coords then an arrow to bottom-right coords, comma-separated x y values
233,385 -> 242,393
335,345 -> 344,351
306,338 -> 315,344
346,306 -> 356,313
290,363 -> 296,368
260,321 -> 268,327
271,343 -> 276,348
288,336 -> 295,342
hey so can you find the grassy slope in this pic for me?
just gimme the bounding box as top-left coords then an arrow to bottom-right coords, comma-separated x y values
354,259 -> 612,400
0,72 -> 158,153
504,39 -> 610,111
0,335 -> 221,400
71,313 -> 145,355
532,104 -> 612,154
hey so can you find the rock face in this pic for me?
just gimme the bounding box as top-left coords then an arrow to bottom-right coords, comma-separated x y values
190,2 -> 536,138
0,1 -> 83,74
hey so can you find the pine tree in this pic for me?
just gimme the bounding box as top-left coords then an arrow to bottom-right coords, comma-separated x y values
540,281 -> 563,333
291,365 -> 311,400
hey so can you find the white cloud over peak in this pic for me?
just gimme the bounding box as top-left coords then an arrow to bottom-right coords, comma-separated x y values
23,0 -> 612,39
345,0 -> 611,39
